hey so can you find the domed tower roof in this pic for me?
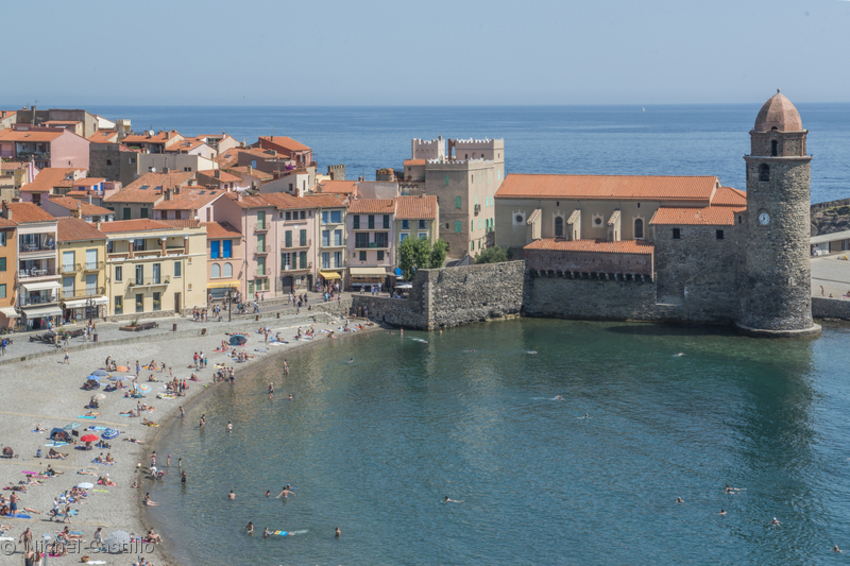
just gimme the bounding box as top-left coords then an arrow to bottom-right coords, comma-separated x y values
753,90 -> 803,132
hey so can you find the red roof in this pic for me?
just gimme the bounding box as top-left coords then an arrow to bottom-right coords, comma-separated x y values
650,206 -> 745,226
403,159 -> 426,166
47,196 -> 113,216
224,192 -> 316,210
496,174 -> 718,203
3,202 -> 56,223
197,169 -> 241,184
301,193 -> 348,208
317,180 -> 357,195
0,217 -> 16,228
258,136 -> 310,153
56,217 -> 106,242
524,238 -> 655,255
153,188 -> 224,211
105,171 -> 196,204
202,221 -> 241,239
0,128 -> 64,142
20,168 -> 81,193
395,195 -> 437,220
711,187 -> 747,207
348,198 -> 395,214
97,219 -> 174,233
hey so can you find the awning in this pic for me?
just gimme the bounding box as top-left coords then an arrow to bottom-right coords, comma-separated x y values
21,305 -> 63,318
0,306 -> 18,318
20,281 -> 61,292
319,271 -> 341,280
207,281 -> 239,289
349,267 -> 388,278
62,297 -> 108,309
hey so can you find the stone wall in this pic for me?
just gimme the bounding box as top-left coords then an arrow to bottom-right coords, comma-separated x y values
812,297 -> 850,321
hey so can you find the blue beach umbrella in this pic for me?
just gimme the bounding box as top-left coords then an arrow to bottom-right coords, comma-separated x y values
108,375 -> 128,382
85,374 -> 101,382
91,370 -> 109,377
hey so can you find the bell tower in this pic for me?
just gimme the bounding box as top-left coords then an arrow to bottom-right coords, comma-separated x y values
737,90 -> 820,337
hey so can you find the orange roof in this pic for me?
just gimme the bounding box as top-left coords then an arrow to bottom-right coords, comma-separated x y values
349,198 -> 395,214
153,188 -> 224,211
48,196 -> 113,216
73,178 -> 105,187
0,161 -> 26,171
711,187 -> 746,207
258,136 -> 310,153
302,193 -> 348,207
0,128 -> 64,142
0,217 -> 16,228
87,130 -> 119,143
4,202 -> 55,223
97,219 -> 174,233
168,138 -> 209,153
524,238 -> 655,255
403,159 -> 426,166
105,171 -> 196,204
224,192 -> 316,210
122,131 -> 182,145
395,195 -> 437,220
317,180 -> 357,195
227,166 -> 273,181
20,168 -> 82,193
496,174 -> 718,203
56,217 -> 106,242
157,219 -> 200,228
215,149 -> 240,168
197,169 -> 241,184
202,221 -> 241,239
650,206 -> 745,226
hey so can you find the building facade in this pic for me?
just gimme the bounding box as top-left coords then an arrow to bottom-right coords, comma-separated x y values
347,198 -> 396,289
56,217 -> 108,323
0,215 -> 17,329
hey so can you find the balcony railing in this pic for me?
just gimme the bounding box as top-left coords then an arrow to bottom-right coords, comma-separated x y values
129,277 -> 170,287
283,239 -> 311,249
83,261 -> 104,271
60,263 -> 80,274
60,287 -> 105,299
19,268 -> 58,279
19,241 -> 55,254
20,294 -> 58,306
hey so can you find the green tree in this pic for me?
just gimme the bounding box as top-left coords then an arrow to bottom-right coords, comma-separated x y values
475,245 -> 510,264
397,237 -> 450,279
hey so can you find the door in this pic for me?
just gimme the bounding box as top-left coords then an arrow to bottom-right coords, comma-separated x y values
174,292 -> 181,314
282,276 -> 294,293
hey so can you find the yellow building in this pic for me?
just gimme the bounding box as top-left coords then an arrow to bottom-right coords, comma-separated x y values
99,219 -> 207,318
56,217 -> 108,322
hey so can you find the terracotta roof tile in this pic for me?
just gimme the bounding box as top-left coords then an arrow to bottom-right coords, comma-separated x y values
4,202 -> 55,223
301,193 -> 348,207
0,128 -> 64,142
258,136 -> 310,153
47,196 -> 113,216
153,188 -> 224,211
87,130 -> 118,143
348,198 -> 395,214
157,219 -> 200,228
403,159 -> 426,166
56,217 -> 106,242
20,168 -> 81,192
202,221 -> 241,239
524,238 -> 655,255
197,169 -> 241,184
97,219 -> 174,233
317,180 -> 357,195
122,131 -> 182,145
496,174 -> 718,203
105,171 -> 196,204
0,217 -> 17,228
227,166 -> 273,181
395,195 -> 437,220
215,149 -> 240,168
650,206 -> 746,226
711,187 -> 747,207
0,161 -> 26,171
168,138 -> 209,153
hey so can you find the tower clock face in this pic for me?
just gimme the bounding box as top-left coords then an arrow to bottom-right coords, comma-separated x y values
759,212 -> 770,226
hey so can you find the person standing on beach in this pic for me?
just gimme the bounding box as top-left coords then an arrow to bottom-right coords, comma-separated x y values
269,382 -> 274,399
62,349 -> 69,364
283,360 -> 289,376
19,527 -> 32,552
181,470 -> 187,484
179,406 -> 185,418
200,415 -> 205,428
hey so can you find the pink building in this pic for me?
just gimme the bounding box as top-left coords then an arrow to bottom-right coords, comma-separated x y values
213,192 -> 320,299
202,221 -> 243,301
347,198 -> 396,290
0,125 -> 90,170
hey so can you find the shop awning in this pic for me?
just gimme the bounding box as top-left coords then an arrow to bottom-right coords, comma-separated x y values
207,281 -> 239,289
21,305 -> 63,318
349,267 -> 388,279
20,281 -> 61,292
0,307 -> 18,318
62,297 -> 108,309
319,271 -> 341,280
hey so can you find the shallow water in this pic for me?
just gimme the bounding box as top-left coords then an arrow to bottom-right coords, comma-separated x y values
147,319 -> 850,565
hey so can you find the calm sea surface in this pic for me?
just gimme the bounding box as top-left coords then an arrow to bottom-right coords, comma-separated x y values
147,320 -> 850,566
93,104 -> 850,204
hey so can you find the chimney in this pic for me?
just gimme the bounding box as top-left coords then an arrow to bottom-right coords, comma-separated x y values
162,166 -> 170,174
237,191 -> 244,201
88,193 -> 92,205
247,165 -> 253,175
165,188 -> 173,201
214,170 -> 221,179
2,201 -> 9,221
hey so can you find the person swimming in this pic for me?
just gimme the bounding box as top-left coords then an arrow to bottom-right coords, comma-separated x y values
552,395 -> 563,400
717,509 -> 726,516
246,522 -> 253,534
676,497 -> 683,504
229,491 -> 235,500
335,527 -> 341,538
771,517 -> 781,525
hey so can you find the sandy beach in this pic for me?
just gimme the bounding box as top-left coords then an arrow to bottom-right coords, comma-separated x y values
0,310 -> 379,566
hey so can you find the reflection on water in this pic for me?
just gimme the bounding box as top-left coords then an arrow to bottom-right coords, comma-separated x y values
146,319 -> 850,566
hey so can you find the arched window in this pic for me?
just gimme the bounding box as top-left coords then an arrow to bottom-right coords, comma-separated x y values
634,218 -> 644,239
758,164 -> 770,182
554,216 -> 564,237
223,263 -> 233,278
211,263 -> 221,278
771,140 -> 778,156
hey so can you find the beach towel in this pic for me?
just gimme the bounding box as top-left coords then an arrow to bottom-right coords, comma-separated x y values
91,460 -> 114,465
92,489 -> 109,493
45,442 -> 68,447
63,423 -> 81,430
77,416 -> 97,419
31,429 -> 44,433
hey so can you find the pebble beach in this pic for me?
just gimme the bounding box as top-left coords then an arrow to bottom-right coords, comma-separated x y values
0,310 -> 377,566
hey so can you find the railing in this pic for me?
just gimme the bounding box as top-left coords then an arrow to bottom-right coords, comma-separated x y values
19,268 -> 58,279
283,239 -> 311,249
60,263 -> 80,274
60,286 -> 105,299
165,247 -> 186,256
134,250 -> 161,259
19,242 -> 55,253
19,294 -> 58,306
83,261 -> 104,271
129,277 -> 169,287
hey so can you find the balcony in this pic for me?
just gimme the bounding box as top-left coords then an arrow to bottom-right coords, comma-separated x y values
19,267 -> 58,280
283,239 -> 311,249
60,263 -> 80,274
20,293 -> 59,307
129,277 -> 170,288
474,204 -> 481,216
255,225 -> 269,233
83,261 -> 105,272
164,247 -> 186,256
255,247 -> 269,255
19,240 -> 55,255
60,286 -> 105,300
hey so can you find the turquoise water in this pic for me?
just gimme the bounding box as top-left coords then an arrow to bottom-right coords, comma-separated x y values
147,319 -> 850,565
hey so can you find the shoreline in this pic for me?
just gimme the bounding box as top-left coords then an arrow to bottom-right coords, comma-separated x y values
0,310 -> 380,566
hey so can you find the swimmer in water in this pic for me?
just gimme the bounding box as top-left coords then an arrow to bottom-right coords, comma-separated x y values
675,352 -> 684,357
349,358 -> 354,363
444,496 -> 461,503
771,517 -> 781,526
288,393 -> 293,400
276,486 -> 294,499
528,350 -> 537,354
676,497 -> 683,504
834,545 -> 842,553
335,527 -> 341,538
717,509 -> 726,516
263,527 -> 270,538
227,421 -> 233,431
246,522 -> 254,534
265,490 -> 271,498
229,490 -> 235,500
553,395 -> 563,400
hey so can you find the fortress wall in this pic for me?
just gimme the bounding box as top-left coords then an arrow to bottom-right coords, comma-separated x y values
812,297 -> 850,321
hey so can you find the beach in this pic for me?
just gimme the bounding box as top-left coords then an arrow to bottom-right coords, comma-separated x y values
0,309 -> 378,565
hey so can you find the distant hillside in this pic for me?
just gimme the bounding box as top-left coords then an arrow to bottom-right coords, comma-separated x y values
812,198 -> 850,236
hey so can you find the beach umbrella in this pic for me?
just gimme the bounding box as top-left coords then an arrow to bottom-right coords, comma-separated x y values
80,434 -> 98,443
91,369 -> 109,377
137,383 -> 151,393
229,335 -> 247,345
91,393 -> 106,401
108,375 -> 128,382
85,374 -> 101,382
104,530 -> 131,553
101,429 -> 119,440
76,482 -> 93,489
116,365 -> 129,373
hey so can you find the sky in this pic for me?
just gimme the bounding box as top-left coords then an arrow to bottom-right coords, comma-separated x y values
3,0 -> 850,106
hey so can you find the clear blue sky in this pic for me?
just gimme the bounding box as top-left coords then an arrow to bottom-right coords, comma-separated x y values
4,0 -> 849,106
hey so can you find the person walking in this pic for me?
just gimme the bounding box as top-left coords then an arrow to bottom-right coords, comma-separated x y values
62,349 -> 69,364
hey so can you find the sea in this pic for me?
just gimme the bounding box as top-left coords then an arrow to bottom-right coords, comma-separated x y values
92,104 -> 850,204
106,104 -> 850,565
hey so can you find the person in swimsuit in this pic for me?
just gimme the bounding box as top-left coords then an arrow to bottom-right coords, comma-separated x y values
229,491 -> 235,500
335,527 -> 341,538
246,522 -> 254,534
